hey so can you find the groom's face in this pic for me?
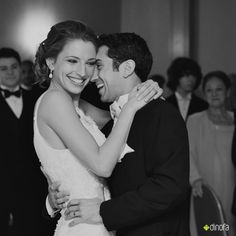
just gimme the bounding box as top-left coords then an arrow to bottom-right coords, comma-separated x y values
92,46 -> 125,102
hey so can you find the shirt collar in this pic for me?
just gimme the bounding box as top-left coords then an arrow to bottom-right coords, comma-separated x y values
116,93 -> 129,109
175,91 -> 192,101
110,94 -> 129,119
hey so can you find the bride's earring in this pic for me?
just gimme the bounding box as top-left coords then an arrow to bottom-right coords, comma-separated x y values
49,69 -> 53,79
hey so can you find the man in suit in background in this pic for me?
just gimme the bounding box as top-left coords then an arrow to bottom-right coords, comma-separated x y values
0,48 -> 53,235
166,57 -> 208,121
49,33 -> 190,236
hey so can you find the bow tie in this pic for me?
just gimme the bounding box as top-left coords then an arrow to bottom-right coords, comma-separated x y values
1,89 -> 21,98
109,101 -> 121,119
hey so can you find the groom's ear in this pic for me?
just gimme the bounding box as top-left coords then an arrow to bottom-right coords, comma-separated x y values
46,58 -> 55,71
119,59 -> 135,78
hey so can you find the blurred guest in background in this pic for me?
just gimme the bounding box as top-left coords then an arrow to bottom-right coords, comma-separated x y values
21,59 -> 46,98
166,57 -> 208,121
20,59 -> 35,90
188,71 -> 235,236
0,48 -> 54,236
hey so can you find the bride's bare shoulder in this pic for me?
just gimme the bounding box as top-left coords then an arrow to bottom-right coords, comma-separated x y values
38,90 -> 73,118
41,90 -> 71,105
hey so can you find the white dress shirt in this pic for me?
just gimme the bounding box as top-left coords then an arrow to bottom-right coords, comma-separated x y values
175,91 -> 191,120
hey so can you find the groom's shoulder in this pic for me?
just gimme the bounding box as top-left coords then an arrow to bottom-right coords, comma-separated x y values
143,97 -> 180,116
141,97 -> 185,125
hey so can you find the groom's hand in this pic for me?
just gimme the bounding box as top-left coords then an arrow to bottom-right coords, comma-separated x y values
64,198 -> 103,226
41,167 -> 70,210
48,182 -> 70,210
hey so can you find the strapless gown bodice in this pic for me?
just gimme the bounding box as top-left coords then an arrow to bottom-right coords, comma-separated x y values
33,93 -> 112,236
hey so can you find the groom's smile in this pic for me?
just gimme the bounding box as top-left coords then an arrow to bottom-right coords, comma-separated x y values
91,45 -> 125,103
92,76 -> 105,97
94,80 -> 104,90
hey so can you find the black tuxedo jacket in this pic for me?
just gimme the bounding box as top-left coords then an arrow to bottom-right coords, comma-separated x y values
101,99 -> 190,236
0,89 -> 39,188
0,89 -> 53,235
166,93 -> 208,121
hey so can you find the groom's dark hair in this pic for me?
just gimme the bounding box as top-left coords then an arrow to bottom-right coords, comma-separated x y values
98,33 -> 153,82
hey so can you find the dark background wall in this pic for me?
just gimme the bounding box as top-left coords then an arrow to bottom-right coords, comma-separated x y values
0,0 -> 121,60
0,0 -> 236,77
121,0 -> 236,76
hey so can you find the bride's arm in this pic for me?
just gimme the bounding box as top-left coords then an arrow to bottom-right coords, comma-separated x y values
40,82 -> 158,177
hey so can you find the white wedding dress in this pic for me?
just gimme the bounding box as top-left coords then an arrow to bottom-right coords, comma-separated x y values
33,93 -> 113,236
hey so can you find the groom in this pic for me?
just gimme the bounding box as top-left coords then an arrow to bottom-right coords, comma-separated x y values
49,33 -> 190,236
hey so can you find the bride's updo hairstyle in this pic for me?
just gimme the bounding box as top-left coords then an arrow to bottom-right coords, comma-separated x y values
34,20 -> 98,84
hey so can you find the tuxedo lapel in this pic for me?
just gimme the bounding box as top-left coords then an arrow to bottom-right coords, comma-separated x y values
187,96 -> 195,117
107,104 -> 152,195
172,94 -> 179,109
21,90 -> 27,118
168,94 -> 180,112
17,89 -> 35,119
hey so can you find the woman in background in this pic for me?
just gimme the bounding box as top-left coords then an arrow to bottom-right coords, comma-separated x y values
188,71 -> 235,236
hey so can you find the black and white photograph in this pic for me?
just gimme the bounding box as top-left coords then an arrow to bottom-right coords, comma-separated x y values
0,1 -> 235,235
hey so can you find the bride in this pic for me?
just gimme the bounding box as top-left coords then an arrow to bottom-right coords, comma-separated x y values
33,20 -> 160,236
